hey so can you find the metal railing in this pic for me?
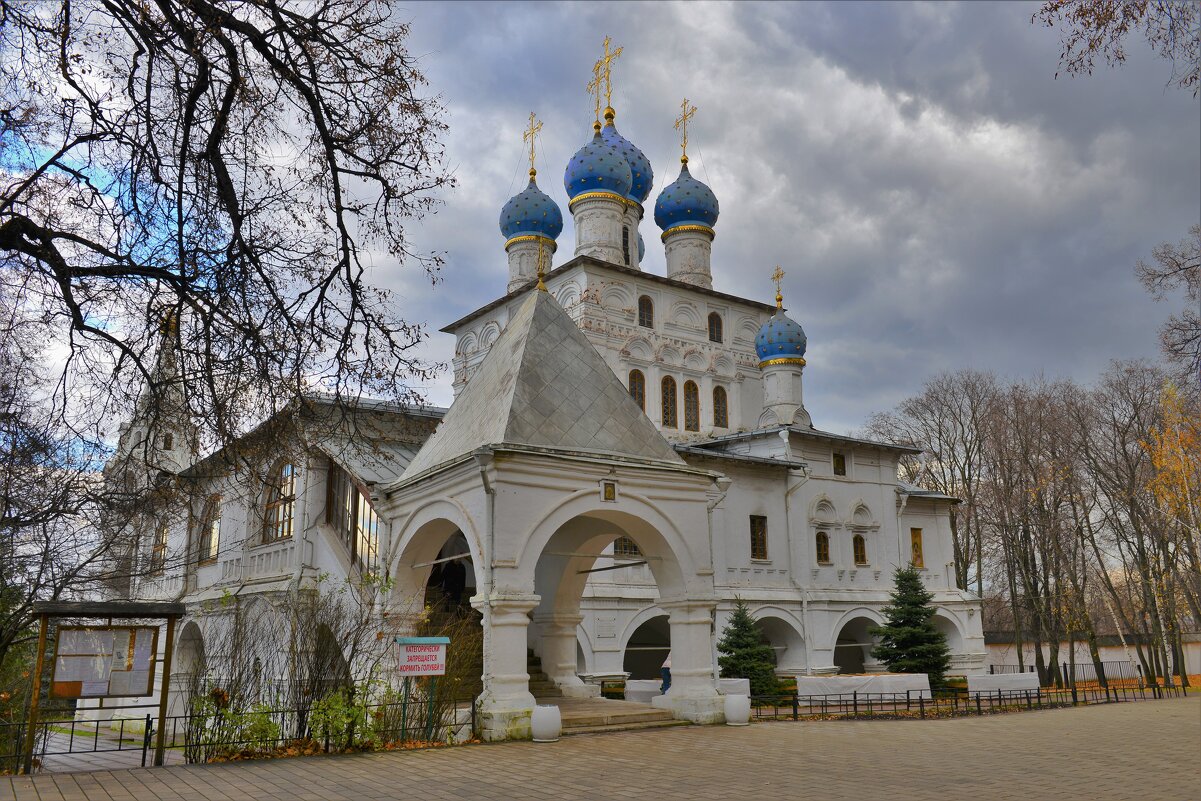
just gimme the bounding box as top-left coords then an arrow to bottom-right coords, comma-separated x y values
989,660 -> 1150,688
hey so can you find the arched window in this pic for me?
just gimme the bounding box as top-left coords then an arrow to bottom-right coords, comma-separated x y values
713,386 -> 729,428
327,460 -> 380,573
815,531 -> 831,564
198,496 -> 221,564
628,369 -> 646,410
661,376 -> 678,428
707,312 -> 723,343
613,536 -> 642,558
161,432 -> 173,450
638,295 -> 654,328
263,461 -> 296,543
853,534 -> 868,566
683,380 -> 700,431
150,523 -> 168,575
622,226 -> 631,266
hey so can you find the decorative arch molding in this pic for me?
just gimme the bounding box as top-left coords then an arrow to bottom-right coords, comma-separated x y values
829,606 -> 886,641
657,345 -> 681,365
601,283 -> 634,311
554,282 -> 581,308
809,494 -> 839,525
621,335 -> 654,363
849,500 -> 878,529
478,321 -> 502,349
712,355 -> 734,377
455,331 -> 478,356
749,604 -> 806,638
736,316 -> 760,342
387,497 -> 484,601
682,348 -> 707,371
669,301 -> 702,329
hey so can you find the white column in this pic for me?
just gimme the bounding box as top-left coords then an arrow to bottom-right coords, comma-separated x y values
663,228 -> 714,288
534,612 -> 596,698
652,599 -> 724,723
623,205 -> 643,270
474,591 -> 538,741
572,194 -> 626,264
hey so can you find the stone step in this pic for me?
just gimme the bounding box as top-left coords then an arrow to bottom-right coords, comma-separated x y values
560,708 -> 675,728
562,719 -> 691,736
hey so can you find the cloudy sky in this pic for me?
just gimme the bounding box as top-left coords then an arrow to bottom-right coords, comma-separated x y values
370,1 -> 1199,434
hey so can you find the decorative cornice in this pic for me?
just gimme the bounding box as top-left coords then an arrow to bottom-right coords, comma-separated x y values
568,190 -> 629,211
660,224 -> 715,242
504,234 -> 558,251
758,356 -> 807,369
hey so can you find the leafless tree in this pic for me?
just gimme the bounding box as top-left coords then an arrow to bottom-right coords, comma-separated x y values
1136,224 -> 1201,385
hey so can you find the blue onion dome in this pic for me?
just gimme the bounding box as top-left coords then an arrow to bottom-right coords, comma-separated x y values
500,171 -> 564,241
601,118 -> 654,203
564,127 -> 633,201
756,308 -> 807,366
654,160 -> 719,232
637,230 -> 645,262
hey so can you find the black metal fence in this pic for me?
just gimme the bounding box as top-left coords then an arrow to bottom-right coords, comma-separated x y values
1,696 -> 476,774
749,682 -> 1187,722
989,660 -> 1148,688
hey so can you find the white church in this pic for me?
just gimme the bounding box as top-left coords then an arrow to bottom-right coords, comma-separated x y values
112,46 -> 985,741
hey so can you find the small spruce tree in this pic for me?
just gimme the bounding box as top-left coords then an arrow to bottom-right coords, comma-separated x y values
716,598 -> 780,696
870,566 -> 952,686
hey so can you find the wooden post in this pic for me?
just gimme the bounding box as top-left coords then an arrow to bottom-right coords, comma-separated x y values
153,615 -> 177,767
22,614 -> 49,775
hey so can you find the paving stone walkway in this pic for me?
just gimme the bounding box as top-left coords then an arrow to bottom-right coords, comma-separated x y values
4,697 -> 1197,800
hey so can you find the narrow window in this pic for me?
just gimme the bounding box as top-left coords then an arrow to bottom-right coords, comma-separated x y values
833,452 -> 847,476
162,432 -> 173,450
622,226 -> 631,266
750,515 -> 768,560
712,386 -> 729,428
150,524 -> 168,575
613,536 -> 642,558
628,369 -> 646,410
661,376 -> 678,428
683,380 -> 700,432
326,459 -> 381,574
638,295 -> 654,328
198,496 -> 221,564
815,531 -> 831,564
910,528 -> 924,568
707,312 -> 723,343
853,534 -> 867,566
263,461 -> 297,543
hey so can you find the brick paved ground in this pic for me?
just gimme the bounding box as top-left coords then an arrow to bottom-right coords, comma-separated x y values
4,697 -> 1198,801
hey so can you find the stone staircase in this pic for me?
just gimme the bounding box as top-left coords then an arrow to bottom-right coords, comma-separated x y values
527,650 -> 562,699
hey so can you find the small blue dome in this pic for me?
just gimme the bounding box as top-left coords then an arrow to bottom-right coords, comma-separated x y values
755,310 -> 807,365
564,130 -> 633,200
654,162 -> 719,232
637,231 -> 645,262
499,175 -> 563,240
602,122 -> 653,203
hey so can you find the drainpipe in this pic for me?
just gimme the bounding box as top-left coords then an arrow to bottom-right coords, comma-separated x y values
783,462 -> 812,674
473,449 -> 496,601
707,475 -> 732,687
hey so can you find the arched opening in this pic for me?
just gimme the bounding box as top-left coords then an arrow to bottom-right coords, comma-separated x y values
622,615 -> 670,680
683,381 -> 700,432
755,614 -> 807,674
932,613 -> 965,656
263,460 -> 296,543
637,295 -> 654,328
833,615 -> 880,674
628,369 -> 646,411
712,386 -> 728,428
707,312 -> 723,343
171,621 -> 206,717
661,376 -> 678,428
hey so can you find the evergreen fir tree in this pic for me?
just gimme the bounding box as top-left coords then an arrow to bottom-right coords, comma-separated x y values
716,598 -> 780,696
870,566 -> 952,686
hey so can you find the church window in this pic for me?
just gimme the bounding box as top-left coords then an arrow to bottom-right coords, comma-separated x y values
198,496 -> 221,565
162,432 -> 173,450
327,460 -> 380,574
661,376 -> 677,428
622,226 -> 631,266
628,369 -> 646,410
638,295 -> 654,328
713,386 -> 729,428
150,523 -> 168,575
815,531 -> 831,564
833,452 -> 847,476
613,536 -> 642,558
910,528 -> 924,568
708,312 -> 723,343
263,461 -> 297,543
853,534 -> 868,566
683,381 -> 700,431
750,515 -> 768,560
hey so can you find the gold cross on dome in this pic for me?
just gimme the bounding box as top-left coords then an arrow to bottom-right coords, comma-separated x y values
523,111 -> 543,177
675,98 -> 697,162
596,36 -> 623,111
771,266 -> 786,308
586,62 -> 603,128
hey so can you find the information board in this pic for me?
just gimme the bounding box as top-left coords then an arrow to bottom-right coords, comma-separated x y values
395,636 -> 449,676
51,625 -> 158,698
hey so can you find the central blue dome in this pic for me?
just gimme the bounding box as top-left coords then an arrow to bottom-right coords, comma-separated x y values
602,121 -> 653,203
756,310 -> 807,365
564,130 -> 633,200
654,162 -> 719,232
500,175 -> 563,241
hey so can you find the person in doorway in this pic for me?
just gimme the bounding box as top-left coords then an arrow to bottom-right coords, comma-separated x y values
660,653 -> 672,694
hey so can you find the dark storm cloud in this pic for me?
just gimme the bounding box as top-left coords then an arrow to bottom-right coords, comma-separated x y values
378,1 -> 1200,432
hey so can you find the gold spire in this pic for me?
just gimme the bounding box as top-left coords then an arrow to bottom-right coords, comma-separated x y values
536,237 -> 548,292
595,36 -> 623,123
771,266 -> 785,309
523,111 -> 543,179
586,62 -> 603,133
674,98 -> 697,164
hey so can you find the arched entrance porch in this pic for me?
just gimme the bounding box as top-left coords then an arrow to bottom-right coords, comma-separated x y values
833,614 -> 883,674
